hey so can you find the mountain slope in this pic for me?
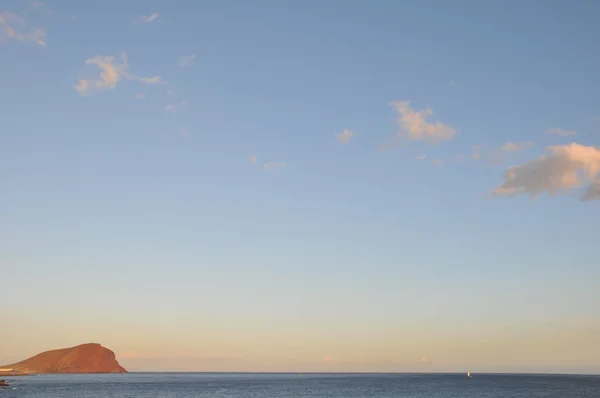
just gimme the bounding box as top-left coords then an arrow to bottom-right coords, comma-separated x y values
2,343 -> 127,374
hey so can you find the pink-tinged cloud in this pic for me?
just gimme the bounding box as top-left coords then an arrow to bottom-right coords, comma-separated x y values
74,52 -> 164,95
0,12 -> 46,46
336,129 -> 353,144
493,143 -> 600,201
389,101 -> 456,142
546,127 -> 576,137
263,161 -> 286,171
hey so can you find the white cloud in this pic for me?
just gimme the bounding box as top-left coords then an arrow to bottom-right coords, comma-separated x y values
0,12 -> 46,46
74,52 -> 164,95
336,129 -> 353,144
179,54 -> 196,68
134,13 -> 160,23
416,155 -> 426,160
546,127 -> 576,137
389,101 -> 456,142
493,143 -> 600,201
264,161 -> 286,171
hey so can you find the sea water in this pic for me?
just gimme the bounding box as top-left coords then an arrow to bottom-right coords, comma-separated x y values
2,373 -> 600,397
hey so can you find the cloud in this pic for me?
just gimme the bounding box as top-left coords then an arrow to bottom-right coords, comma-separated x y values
416,155 -> 426,160
28,0 -> 47,10
135,93 -> 145,99
0,12 -> 46,46
448,80 -> 458,88
546,127 -> 576,137
432,159 -> 444,165
492,143 -> 600,201
163,101 -> 188,114
501,142 -> 533,152
264,161 -> 286,171
74,52 -> 164,95
488,142 -> 534,165
179,54 -> 196,68
582,181 -> 600,201
336,129 -> 353,144
471,144 -> 484,161
134,13 -> 160,23
164,104 -> 177,114
389,101 -> 456,142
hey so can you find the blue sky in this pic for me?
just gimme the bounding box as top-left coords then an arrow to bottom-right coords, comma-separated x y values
1,0 -> 600,373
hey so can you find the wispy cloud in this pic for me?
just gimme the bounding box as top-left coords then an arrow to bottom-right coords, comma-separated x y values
546,127 -> 576,137
389,101 -> 456,142
336,129 -> 353,144
432,159 -> 444,165
264,161 -> 286,171
416,155 -> 426,160
501,142 -> 534,152
134,13 -> 160,24
179,54 -> 196,68
163,100 -> 188,114
0,12 -> 46,46
73,52 -> 165,96
28,0 -> 47,10
471,144 -> 484,160
448,80 -> 458,88
492,143 -> 600,201
488,142 -> 534,165
164,104 -> 177,114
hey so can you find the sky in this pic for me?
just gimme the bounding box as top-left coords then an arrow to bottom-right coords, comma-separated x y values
1,0 -> 600,374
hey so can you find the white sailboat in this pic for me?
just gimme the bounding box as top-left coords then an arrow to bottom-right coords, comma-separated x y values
467,371 -> 472,378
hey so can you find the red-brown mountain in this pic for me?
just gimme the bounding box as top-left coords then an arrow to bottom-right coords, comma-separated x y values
1,343 -> 127,374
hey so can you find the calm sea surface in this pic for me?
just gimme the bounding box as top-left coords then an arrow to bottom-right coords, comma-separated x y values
2,373 -> 600,397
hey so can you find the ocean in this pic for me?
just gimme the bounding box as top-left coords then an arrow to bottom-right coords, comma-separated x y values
2,373 -> 600,397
